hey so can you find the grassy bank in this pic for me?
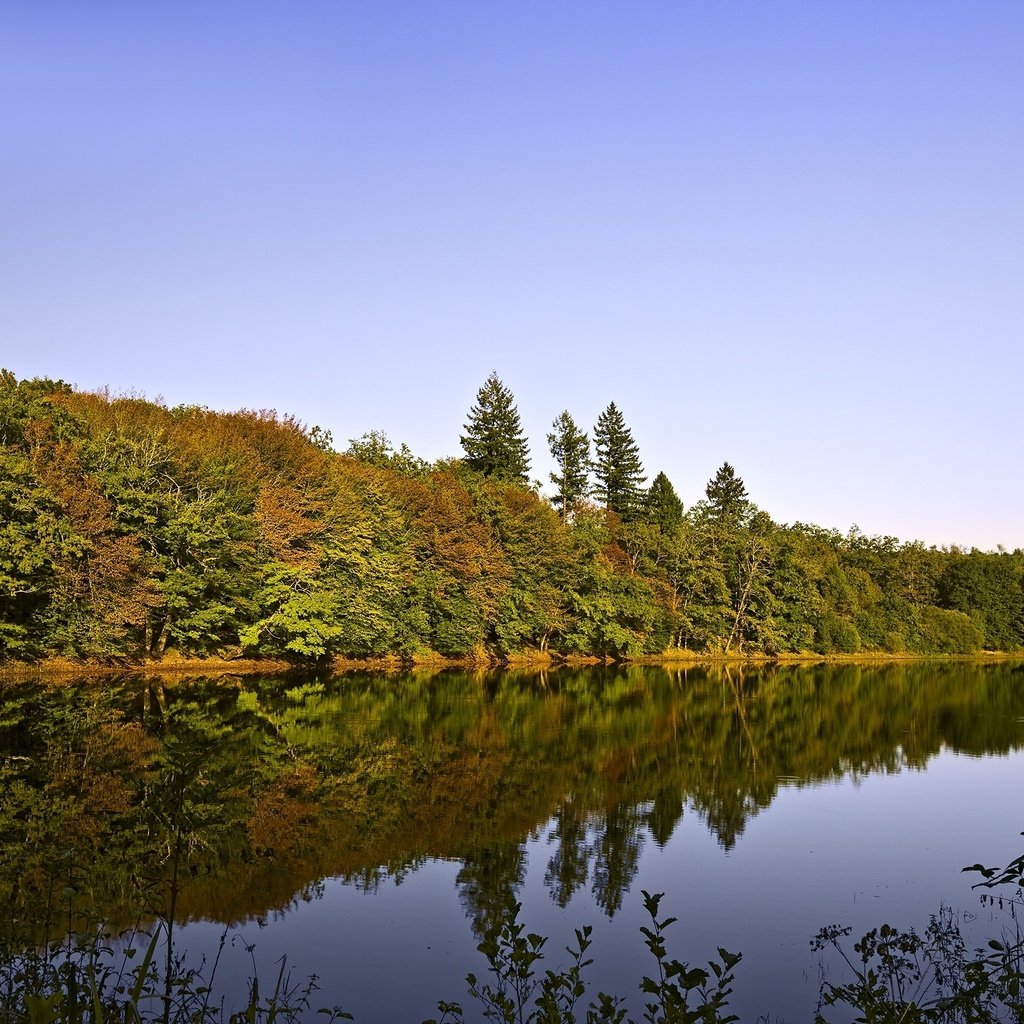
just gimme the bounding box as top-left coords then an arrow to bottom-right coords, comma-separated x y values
2,648 -> 1021,687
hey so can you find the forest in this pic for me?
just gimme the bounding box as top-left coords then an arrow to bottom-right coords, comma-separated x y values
1,368 -> 1022,663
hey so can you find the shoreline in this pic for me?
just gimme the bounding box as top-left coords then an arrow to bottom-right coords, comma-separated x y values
1,648 -> 1020,684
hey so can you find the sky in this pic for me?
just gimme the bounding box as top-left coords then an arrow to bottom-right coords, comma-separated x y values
2,1 -> 1022,550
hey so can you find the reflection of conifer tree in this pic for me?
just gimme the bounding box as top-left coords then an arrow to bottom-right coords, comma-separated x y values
544,803 -> 594,907
685,670 -> 775,849
591,803 -> 644,917
646,790 -> 684,848
689,786 -> 760,851
456,840 -> 527,941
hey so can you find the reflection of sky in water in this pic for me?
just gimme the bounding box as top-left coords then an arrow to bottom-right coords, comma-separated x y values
179,748 -> 1024,1024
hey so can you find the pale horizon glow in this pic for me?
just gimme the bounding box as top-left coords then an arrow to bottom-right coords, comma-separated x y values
2,2 -> 1021,550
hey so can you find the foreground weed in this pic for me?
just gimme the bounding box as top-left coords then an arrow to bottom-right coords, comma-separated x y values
427,890 -> 741,1024
0,923 -> 352,1024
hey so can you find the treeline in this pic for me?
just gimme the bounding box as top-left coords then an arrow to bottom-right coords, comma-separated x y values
1,369 -> 1022,661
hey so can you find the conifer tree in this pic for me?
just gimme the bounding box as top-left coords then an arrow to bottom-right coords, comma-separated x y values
592,402 -> 646,520
547,411 -> 591,520
644,471 -> 684,533
705,462 -> 749,520
460,372 -> 531,483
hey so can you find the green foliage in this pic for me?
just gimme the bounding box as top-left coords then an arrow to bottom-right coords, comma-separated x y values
703,465 -> 748,525
592,404 -> 646,523
642,475 -> 683,535
941,553 -> 1024,652
461,374 -> 532,484
562,548 -> 657,657
816,612 -> 862,654
547,412 -> 592,521
0,370 -> 79,447
345,431 -> 427,476
700,464 -> 749,532
476,482 -> 574,654
2,371 -> 1023,663
0,451 -> 71,655
913,606 -> 983,655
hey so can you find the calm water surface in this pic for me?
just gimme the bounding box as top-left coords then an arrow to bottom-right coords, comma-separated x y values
2,662 -> 1022,1022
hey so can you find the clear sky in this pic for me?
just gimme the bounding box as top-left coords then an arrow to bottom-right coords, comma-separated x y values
3,1 -> 1021,550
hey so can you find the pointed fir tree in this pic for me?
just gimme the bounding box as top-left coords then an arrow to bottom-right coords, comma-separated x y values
705,461 -> 749,519
592,401 -> 646,520
460,372 -> 531,483
644,471 -> 684,533
547,411 -> 591,520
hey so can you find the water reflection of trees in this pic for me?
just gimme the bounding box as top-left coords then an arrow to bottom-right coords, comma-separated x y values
544,803 -> 590,908
1,662 -> 1023,950
458,841 -> 527,940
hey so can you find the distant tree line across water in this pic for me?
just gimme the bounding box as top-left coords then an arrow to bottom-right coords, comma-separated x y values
1,368 -> 1022,662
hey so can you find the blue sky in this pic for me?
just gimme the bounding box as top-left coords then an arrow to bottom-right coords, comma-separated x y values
3,1 -> 1021,549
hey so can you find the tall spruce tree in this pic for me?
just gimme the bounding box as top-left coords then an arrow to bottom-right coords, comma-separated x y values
705,462 -> 749,519
547,411 -> 591,520
644,471 -> 684,533
592,402 -> 646,520
460,372 -> 531,483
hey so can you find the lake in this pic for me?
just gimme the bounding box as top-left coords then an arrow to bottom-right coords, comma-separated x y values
2,662 -> 1022,1022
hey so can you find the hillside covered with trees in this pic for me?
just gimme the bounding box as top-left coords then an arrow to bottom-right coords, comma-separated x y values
1,369 -> 1021,663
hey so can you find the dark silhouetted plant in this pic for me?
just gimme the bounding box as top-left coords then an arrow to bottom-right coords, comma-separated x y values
812,836 -> 1024,1023
426,890 -> 740,1024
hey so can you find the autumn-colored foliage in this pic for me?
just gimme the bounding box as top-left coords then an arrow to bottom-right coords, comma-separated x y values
1,371 -> 1022,662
